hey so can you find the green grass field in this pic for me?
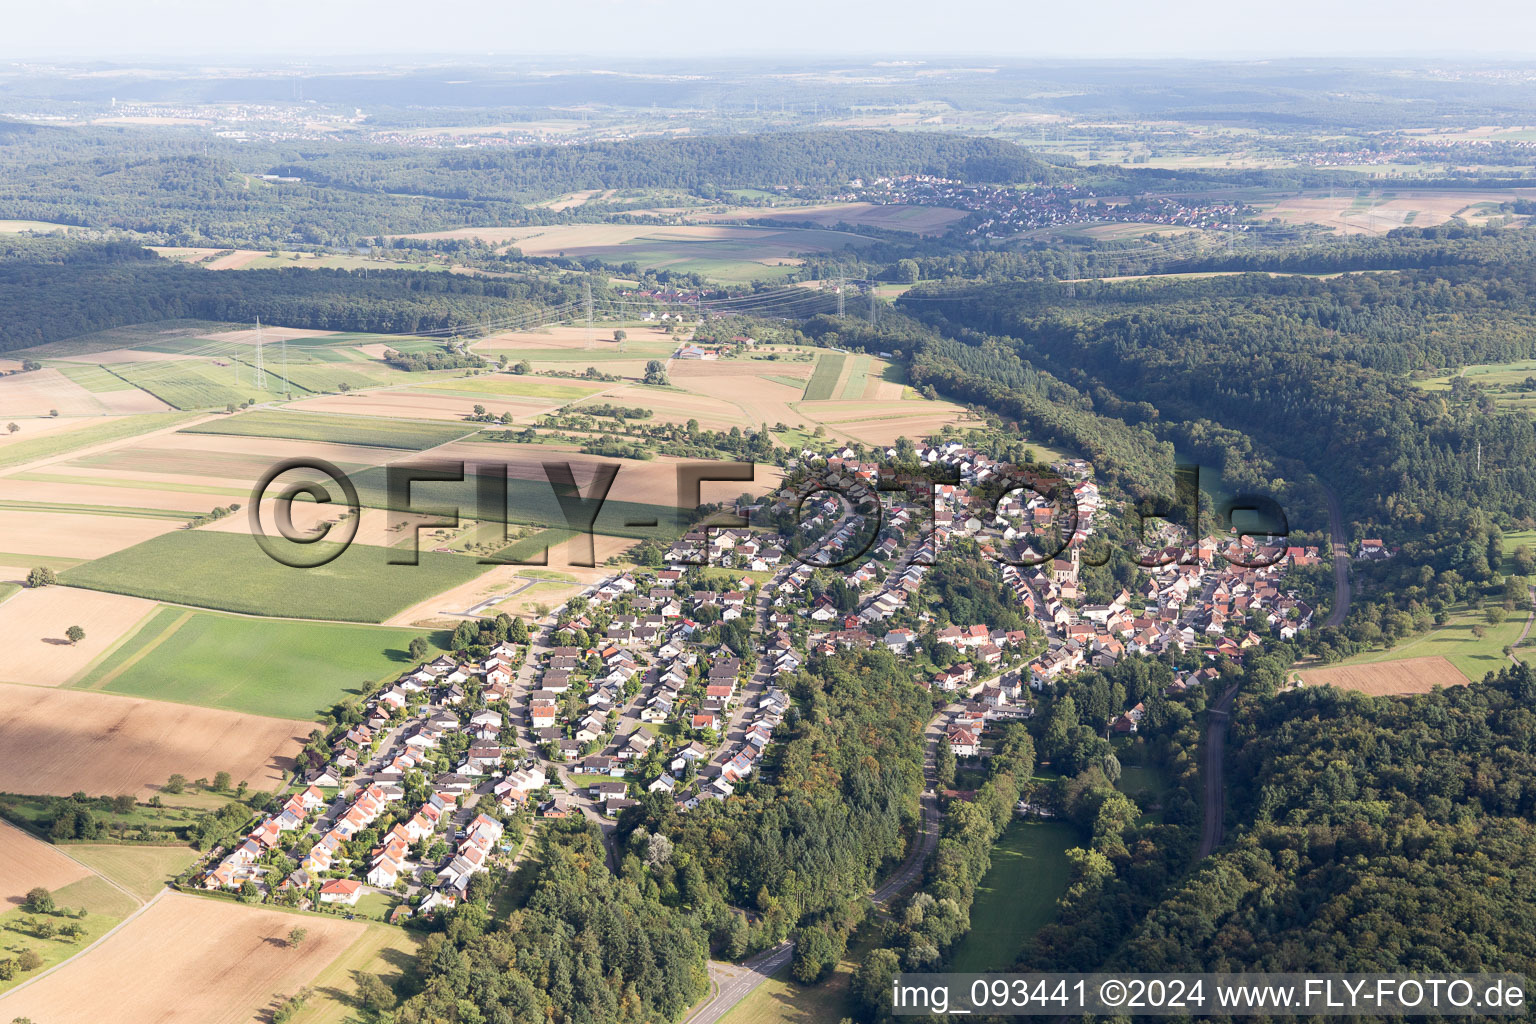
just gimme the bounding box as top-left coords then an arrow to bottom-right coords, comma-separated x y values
0,874 -> 137,995
839,354 -> 871,400
64,845 -> 200,902
108,360 -> 295,409
0,413 -> 198,469
52,363 -> 144,393
13,320 -> 236,359
71,607 -> 452,717
1326,603 -> 1529,682
61,531 -> 493,623
287,924 -> 422,1024
182,409 -> 474,450
947,820 -> 1077,973
802,354 -> 846,401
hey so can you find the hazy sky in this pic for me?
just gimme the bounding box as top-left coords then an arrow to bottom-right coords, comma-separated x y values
6,0 -> 1536,60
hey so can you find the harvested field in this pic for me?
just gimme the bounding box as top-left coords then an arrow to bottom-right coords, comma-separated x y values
0,368 -> 168,417
148,429 -> 403,468
181,409 -> 475,450
0,891 -> 366,1024
0,415 -> 124,449
573,385 -> 743,432
0,508 -> 184,559
284,390 -> 542,422
0,586 -> 160,686
413,375 -> 609,400
668,363 -> 810,430
0,820 -> 93,907
1257,190 -> 1512,236
695,200 -> 967,235
64,844 -> 200,903
0,477 -> 239,513
1298,656 -> 1468,695
0,683 -> 309,796
204,326 -> 339,345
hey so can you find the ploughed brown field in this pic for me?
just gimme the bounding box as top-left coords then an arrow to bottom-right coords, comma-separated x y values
0,684 -> 310,797
0,891 -> 365,1024
0,819 -> 93,907
1298,655 -> 1468,695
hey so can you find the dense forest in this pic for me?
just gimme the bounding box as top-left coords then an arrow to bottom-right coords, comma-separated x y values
0,128 -> 1055,245
1118,664 -> 1536,978
0,237 -> 589,351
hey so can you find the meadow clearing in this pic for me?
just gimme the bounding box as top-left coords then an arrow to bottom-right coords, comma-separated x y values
0,683 -> 309,796
947,819 -> 1077,973
0,585 -> 160,687
0,892 -> 367,1024
1300,602 -> 1528,685
71,607 -> 450,718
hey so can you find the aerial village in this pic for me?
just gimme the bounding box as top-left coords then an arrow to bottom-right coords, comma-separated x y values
196,438 -> 1319,918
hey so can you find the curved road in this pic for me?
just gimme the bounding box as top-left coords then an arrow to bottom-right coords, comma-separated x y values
684,670 -> 966,1024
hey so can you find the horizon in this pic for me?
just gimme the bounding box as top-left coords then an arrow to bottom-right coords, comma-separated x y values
6,0 -> 1536,63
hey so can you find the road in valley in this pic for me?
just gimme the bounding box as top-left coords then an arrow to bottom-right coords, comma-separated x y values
1322,483 -> 1352,628
1190,483 -> 1352,862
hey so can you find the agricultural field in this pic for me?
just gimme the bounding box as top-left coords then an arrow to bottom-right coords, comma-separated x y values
0,585 -> 160,687
181,409 -> 475,450
0,683 -> 310,796
0,869 -> 139,997
286,924 -> 422,1024
396,223 -> 877,282
1251,189 -> 1513,236
801,353 -> 847,401
71,607 -> 450,718
64,844 -> 201,902
0,891 -> 367,1024
0,500 -> 188,556
61,531 -> 495,623
0,821 -> 93,907
947,820 -> 1077,973
0,412 -> 200,469
1299,655 -> 1472,695
1298,599 -> 1529,686
106,358 -> 295,410
284,388 -> 548,423
411,375 -> 610,401
0,367 -> 170,416
12,320 -> 237,360
693,201 -> 967,236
